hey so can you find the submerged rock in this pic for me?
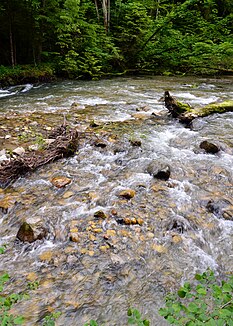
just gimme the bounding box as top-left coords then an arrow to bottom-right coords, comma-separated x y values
207,199 -> 233,220
200,140 -> 220,154
147,161 -> 171,180
90,120 -> 101,128
130,139 -> 142,147
116,217 -> 143,225
94,139 -> 107,148
50,176 -> 72,188
94,210 -> 108,219
0,194 -> 18,214
16,220 -> 47,243
118,189 -> 136,200
16,222 -> 35,243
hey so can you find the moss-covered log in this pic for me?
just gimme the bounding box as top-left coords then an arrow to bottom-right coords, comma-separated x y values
0,127 -> 79,189
164,91 -> 233,124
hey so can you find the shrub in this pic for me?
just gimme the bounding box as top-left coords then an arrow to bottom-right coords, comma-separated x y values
159,269 -> 233,325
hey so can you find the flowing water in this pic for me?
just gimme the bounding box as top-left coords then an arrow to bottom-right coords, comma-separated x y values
0,76 -> 233,325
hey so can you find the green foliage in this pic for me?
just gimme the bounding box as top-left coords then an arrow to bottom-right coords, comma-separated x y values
159,269 -> 233,325
42,311 -> 62,326
18,129 -> 46,150
127,308 -> 150,325
112,2 -> 152,67
0,274 -> 25,325
0,245 -> 6,255
83,320 -> 99,326
0,0 -> 233,78
83,309 -> 150,326
0,64 -> 55,87
27,281 -> 40,291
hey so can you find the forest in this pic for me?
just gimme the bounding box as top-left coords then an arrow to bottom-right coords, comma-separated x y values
0,0 -> 232,83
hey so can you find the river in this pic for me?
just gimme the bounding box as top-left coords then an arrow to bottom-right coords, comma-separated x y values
0,76 -> 233,325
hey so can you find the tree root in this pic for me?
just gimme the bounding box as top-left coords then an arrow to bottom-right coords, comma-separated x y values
0,127 -> 79,189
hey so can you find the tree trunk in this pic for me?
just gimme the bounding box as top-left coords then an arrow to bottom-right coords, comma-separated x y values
102,0 -> 110,32
163,91 -> 233,125
94,0 -> 100,21
9,13 -> 16,67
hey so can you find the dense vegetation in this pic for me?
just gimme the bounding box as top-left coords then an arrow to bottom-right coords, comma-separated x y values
0,0 -> 232,84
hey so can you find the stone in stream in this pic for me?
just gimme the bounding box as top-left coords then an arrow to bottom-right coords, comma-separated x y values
116,217 -> 143,225
118,189 -> 136,200
16,222 -> 35,243
50,176 -> 71,188
146,161 -> 171,181
130,139 -> 142,147
0,194 -> 18,214
94,210 -> 108,219
12,147 -> 25,156
200,140 -> 220,154
206,199 -> 233,220
94,139 -> 107,148
16,219 -> 48,243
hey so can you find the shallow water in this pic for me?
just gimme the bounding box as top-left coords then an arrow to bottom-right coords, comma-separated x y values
0,76 -> 233,325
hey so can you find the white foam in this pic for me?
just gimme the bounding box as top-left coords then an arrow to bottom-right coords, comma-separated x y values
21,84 -> 33,93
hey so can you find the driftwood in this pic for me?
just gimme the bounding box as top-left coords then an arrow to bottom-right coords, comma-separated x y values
0,127 -> 79,189
164,91 -> 233,124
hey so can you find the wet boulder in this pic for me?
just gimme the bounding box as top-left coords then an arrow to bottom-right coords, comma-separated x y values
0,194 -> 18,214
206,199 -> 233,220
16,222 -> 35,243
146,161 -> 171,181
50,176 -> 72,188
94,210 -> 108,219
16,219 -> 48,243
130,139 -> 142,147
94,139 -> 107,148
200,140 -> 220,154
118,189 -> 136,200
90,120 -> 101,128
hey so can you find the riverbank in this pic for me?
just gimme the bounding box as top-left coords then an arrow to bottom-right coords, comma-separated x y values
0,64 -> 57,88
1,64 -> 233,89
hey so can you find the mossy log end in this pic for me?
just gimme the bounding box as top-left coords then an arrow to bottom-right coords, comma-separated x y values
0,127 -> 79,189
164,91 -> 192,118
164,91 -> 233,124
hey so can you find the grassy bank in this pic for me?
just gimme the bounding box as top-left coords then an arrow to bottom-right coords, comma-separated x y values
0,64 -> 57,88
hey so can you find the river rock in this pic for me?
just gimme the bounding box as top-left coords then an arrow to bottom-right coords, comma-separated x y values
50,176 -> 71,188
118,189 -> 136,199
17,218 -> 47,243
71,102 -> 79,108
90,120 -> 101,128
116,217 -> 143,225
147,161 -> 171,180
13,147 -> 25,156
94,210 -> 108,219
207,199 -> 233,220
94,139 -> 107,148
130,139 -> 142,147
0,194 -> 18,214
200,140 -> 220,154
132,112 -> 150,120
16,222 -> 35,243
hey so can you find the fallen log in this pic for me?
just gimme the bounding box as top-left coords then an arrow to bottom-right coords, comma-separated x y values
0,128 -> 79,189
164,91 -> 233,124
